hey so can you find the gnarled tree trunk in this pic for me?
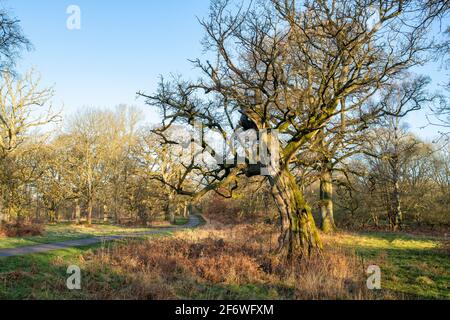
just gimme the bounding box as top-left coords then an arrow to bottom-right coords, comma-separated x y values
320,167 -> 336,233
269,170 -> 322,259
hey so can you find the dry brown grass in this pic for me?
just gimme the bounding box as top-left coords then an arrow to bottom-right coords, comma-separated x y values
0,223 -> 44,238
83,222 -> 372,300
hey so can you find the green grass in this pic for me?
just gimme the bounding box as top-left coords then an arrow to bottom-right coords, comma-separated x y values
185,283 -> 293,300
174,217 -> 189,226
0,243 -> 124,299
0,222 -> 167,250
0,233 -> 173,300
334,232 -> 450,300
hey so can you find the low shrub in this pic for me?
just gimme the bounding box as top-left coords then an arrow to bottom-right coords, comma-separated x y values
0,222 -> 44,238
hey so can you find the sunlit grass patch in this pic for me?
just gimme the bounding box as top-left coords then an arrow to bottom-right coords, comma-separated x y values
332,232 -> 441,251
325,231 -> 449,299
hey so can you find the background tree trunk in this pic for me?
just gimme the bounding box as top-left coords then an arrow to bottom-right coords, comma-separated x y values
103,205 -> 109,223
75,200 -> 81,224
0,191 -> 4,223
164,193 -> 176,224
392,172 -> 403,231
320,167 -> 336,233
390,124 -> 403,231
183,203 -> 189,218
35,204 -> 40,223
87,199 -> 93,225
269,170 -> 322,259
164,202 -> 170,222
48,209 -> 56,223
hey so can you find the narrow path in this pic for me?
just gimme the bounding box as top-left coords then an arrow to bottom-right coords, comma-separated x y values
0,215 -> 202,258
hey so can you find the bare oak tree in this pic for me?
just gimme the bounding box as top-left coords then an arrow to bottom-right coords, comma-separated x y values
139,0 -> 431,258
363,76 -> 436,230
0,71 -> 58,222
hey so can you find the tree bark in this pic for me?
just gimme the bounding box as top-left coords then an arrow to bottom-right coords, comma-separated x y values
164,202 -> 170,222
183,203 -> 189,218
392,175 -> 403,231
0,190 -> 4,223
87,199 -> 93,225
35,205 -> 40,223
164,193 -> 176,224
48,209 -> 56,223
320,167 -> 336,233
113,184 -> 120,224
390,125 -> 403,231
74,200 -> 81,224
269,170 -> 322,259
103,205 -> 109,223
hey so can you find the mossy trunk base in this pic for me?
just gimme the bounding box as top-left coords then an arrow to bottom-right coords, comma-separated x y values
270,170 -> 322,260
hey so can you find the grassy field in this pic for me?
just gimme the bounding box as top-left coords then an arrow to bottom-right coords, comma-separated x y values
0,224 -> 448,300
0,218 -> 191,250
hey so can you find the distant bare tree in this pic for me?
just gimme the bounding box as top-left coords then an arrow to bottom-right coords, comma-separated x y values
0,71 -> 58,222
0,9 -> 31,73
0,71 -> 57,158
364,77 -> 436,230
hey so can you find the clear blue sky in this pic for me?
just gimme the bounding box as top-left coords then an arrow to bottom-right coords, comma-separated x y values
2,0 -> 448,139
5,0 -> 211,125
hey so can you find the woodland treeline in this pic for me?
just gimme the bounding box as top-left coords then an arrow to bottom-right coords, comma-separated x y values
0,98 -> 195,225
0,1 -> 449,259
